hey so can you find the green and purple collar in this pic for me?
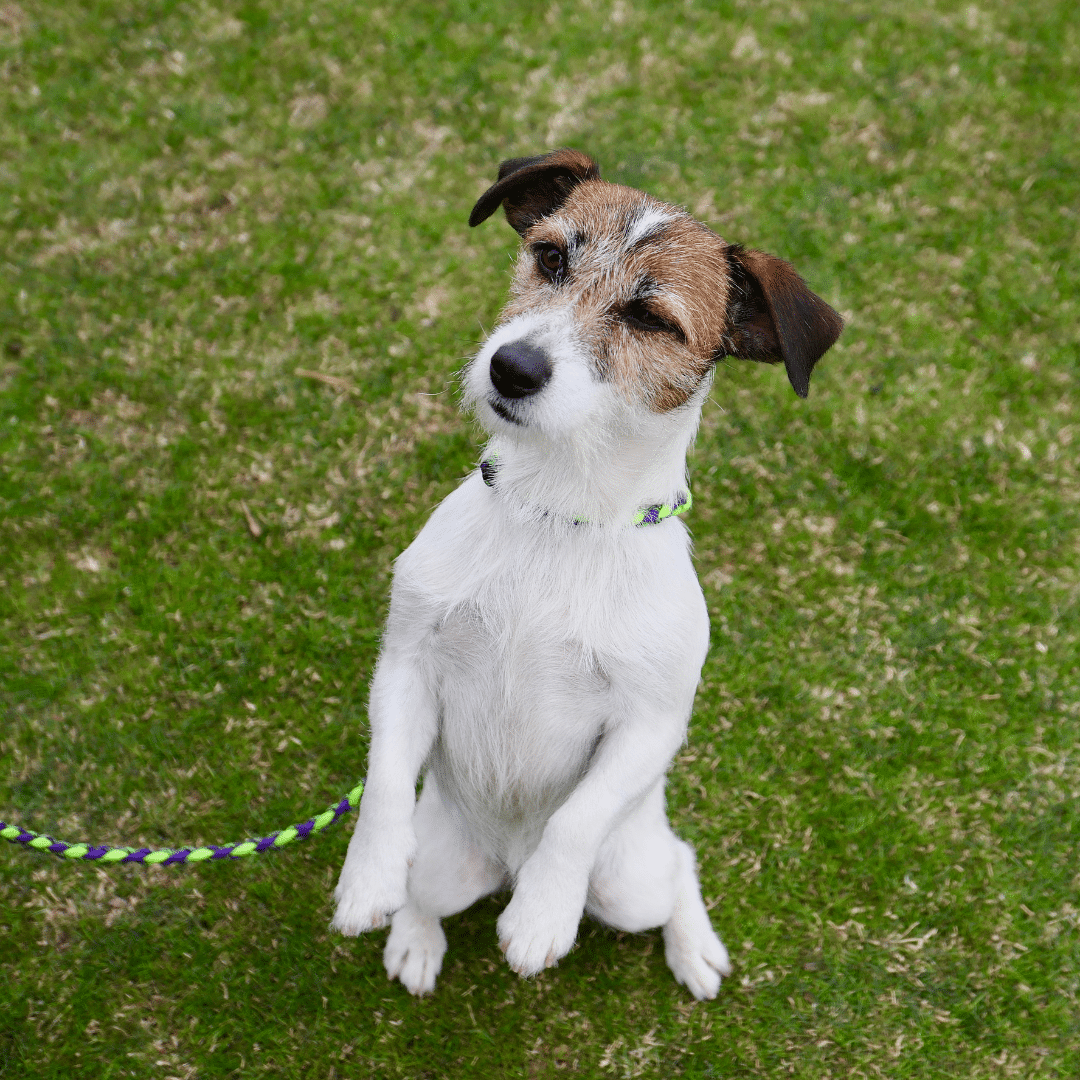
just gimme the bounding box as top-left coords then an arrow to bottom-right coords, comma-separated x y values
480,456 -> 692,527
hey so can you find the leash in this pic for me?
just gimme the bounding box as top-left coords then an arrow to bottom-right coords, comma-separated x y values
1,783 -> 363,865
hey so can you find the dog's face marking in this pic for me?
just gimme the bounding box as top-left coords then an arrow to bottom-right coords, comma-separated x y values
500,183 -> 735,413
623,206 -> 679,250
468,150 -> 844,423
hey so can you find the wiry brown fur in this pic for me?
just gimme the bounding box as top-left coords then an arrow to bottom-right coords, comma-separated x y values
500,182 -> 732,412
473,149 -> 843,405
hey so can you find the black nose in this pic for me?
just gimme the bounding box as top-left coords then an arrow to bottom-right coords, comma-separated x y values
489,341 -> 552,399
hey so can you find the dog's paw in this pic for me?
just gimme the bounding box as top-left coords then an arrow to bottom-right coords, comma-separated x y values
384,907 -> 447,996
496,884 -> 583,977
331,831 -> 413,935
331,880 -> 407,935
663,918 -> 732,1001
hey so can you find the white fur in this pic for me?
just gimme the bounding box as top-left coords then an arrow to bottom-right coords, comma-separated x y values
332,224 -> 732,1001
624,207 -> 676,249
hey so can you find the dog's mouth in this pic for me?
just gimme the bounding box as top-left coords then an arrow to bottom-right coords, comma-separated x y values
487,396 -> 525,426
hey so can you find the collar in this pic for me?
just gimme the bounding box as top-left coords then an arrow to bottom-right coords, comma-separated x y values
480,456 -> 692,528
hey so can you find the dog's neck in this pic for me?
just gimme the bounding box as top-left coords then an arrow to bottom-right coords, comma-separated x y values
481,407 -> 701,530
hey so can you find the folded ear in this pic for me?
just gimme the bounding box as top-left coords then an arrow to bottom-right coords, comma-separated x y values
468,149 -> 601,234
719,244 -> 844,398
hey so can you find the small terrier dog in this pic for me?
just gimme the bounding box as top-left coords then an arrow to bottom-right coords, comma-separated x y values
332,149 -> 843,998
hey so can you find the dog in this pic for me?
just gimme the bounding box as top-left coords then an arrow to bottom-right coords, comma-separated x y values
331,149 -> 843,999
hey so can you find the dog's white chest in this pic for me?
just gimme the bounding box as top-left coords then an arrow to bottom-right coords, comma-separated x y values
424,595 -> 611,830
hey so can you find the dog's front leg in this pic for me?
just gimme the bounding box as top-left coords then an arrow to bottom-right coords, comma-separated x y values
332,622 -> 438,935
497,714 -> 685,976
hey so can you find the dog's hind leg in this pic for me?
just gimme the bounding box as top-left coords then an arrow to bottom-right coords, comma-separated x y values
661,837 -> 732,1000
585,782 -> 731,1000
384,774 -> 506,996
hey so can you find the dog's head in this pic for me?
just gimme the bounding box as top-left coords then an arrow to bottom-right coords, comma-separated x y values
464,149 -> 843,444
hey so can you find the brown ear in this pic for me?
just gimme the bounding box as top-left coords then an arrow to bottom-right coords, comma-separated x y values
720,245 -> 844,398
468,149 -> 600,234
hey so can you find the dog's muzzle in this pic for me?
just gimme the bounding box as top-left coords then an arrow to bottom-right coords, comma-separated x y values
489,341 -> 552,400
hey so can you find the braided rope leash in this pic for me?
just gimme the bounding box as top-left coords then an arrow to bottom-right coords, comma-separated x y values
0,782 -> 363,865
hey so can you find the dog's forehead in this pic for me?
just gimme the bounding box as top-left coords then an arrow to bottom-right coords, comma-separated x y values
551,180 -> 662,234
529,180 -> 726,284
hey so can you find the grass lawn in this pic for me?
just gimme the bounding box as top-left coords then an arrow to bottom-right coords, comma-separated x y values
2,0 -> 1078,1076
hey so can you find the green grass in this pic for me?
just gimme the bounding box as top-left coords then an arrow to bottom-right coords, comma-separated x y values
2,0 -> 1078,1076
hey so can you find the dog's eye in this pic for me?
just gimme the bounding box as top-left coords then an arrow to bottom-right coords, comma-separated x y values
622,300 -> 681,338
535,244 -> 565,279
